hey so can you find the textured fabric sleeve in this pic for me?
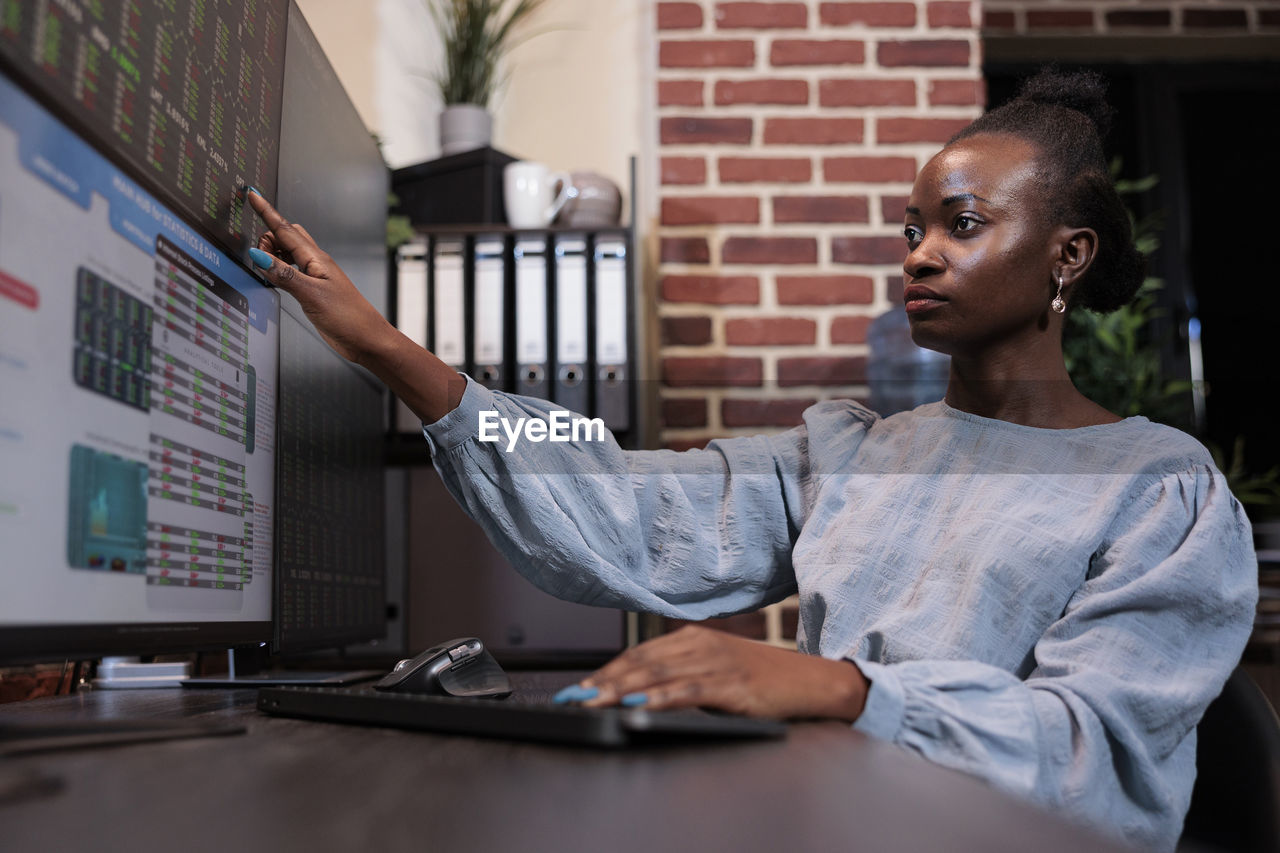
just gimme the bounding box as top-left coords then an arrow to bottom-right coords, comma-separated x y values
849,465 -> 1258,851
421,375 -> 841,619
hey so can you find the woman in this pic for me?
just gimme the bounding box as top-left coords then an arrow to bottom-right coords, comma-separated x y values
245,70 -> 1257,851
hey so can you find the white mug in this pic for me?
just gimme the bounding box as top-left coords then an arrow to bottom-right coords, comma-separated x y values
503,161 -> 575,228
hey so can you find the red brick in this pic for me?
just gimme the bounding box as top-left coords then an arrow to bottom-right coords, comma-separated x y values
665,437 -> 713,452
831,315 -> 873,344
720,156 -> 812,183
658,79 -> 704,106
831,236 -> 906,264
777,275 -> 874,305
662,397 -> 709,428
662,275 -> 760,304
880,194 -> 909,224
781,606 -> 799,639
877,116 -> 972,143
663,357 -> 764,387
664,611 -> 766,638
1183,8 -> 1248,28
778,356 -> 867,386
770,39 -> 865,66
661,237 -> 711,264
819,78 -> 916,107
774,195 -> 870,224
824,156 -> 917,183
661,156 -> 707,185
659,40 -> 755,68
722,236 -> 817,264
661,196 -> 759,225
1026,9 -> 1094,29
721,398 -> 816,427
927,1 -> 971,28
819,2 -> 916,27
661,315 -> 714,346
887,274 -> 904,303
764,117 -> 864,145
982,9 -> 1015,29
661,116 -> 754,145
715,79 -> 809,106
658,2 -> 704,29
725,317 -> 816,346
877,40 -> 970,68
715,2 -> 807,29
929,78 -> 984,106
1106,10 -> 1172,28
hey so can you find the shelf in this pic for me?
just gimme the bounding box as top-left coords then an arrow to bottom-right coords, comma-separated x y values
411,223 -> 631,237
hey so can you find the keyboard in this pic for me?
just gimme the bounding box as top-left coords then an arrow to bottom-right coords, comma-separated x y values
257,686 -> 787,748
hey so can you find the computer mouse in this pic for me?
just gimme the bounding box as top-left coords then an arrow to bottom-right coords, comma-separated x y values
373,637 -> 512,699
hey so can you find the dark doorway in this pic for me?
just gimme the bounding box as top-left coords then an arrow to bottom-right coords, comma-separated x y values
985,61 -> 1280,481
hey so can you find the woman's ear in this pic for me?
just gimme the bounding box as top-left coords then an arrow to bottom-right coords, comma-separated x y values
1057,226 -> 1099,290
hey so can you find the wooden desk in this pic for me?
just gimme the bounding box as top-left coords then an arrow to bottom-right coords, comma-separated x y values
0,672 -> 1132,853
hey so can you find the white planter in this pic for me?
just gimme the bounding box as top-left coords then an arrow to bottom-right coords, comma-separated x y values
439,104 -> 492,156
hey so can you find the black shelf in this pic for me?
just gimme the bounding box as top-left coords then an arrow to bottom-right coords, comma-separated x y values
384,156 -> 641,465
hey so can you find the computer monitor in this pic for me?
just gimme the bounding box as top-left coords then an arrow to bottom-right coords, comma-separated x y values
0,1 -> 394,669
0,0 -> 289,662
270,3 -> 389,654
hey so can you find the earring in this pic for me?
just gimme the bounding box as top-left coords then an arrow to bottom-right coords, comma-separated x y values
1051,273 -> 1066,314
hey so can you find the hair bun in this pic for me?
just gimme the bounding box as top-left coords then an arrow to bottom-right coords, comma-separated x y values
1017,68 -> 1114,140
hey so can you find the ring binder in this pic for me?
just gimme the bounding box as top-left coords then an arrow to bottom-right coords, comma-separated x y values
553,235 -> 589,416
515,237 -> 550,400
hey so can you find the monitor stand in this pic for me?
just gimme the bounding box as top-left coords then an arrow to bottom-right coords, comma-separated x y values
182,647 -> 384,688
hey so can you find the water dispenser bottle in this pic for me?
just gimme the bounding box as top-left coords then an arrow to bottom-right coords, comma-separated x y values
867,307 -> 950,416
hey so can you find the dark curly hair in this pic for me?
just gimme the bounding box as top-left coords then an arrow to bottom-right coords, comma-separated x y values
948,68 -> 1146,313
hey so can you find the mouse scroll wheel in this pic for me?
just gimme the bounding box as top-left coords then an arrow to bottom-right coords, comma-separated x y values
447,643 -> 473,662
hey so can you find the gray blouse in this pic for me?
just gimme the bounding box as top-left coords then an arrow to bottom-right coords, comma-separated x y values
423,375 -> 1258,851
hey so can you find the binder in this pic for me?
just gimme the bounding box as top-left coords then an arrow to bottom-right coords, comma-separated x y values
552,235 -> 589,415
594,238 -> 630,431
430,238 -> 466,373
514,237 -> 550,400
472,236 -> 506,391
394,240 -> 428,432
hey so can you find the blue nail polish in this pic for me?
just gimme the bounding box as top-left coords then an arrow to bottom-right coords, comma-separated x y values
552,686 -> 581,704
621,692 -> 648,707
244,185 -> 261,198
248,248 -> 273,270
553,685 -> 597,704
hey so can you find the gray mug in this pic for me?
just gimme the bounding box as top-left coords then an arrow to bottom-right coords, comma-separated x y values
555,171 -> 622,227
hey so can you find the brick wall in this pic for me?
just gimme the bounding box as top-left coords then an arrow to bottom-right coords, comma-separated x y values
654,1 -> 983,456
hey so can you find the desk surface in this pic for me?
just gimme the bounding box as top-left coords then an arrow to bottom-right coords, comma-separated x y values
0,672 -> 1132,853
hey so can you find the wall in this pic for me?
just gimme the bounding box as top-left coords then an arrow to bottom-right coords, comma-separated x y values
294,0 -> 648,194
653,1 -> 983,452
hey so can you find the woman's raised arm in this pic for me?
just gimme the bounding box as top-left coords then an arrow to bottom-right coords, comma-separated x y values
245,187 -> 464,423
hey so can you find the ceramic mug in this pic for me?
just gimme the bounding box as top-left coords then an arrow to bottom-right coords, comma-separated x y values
556,171 -> 623,227
503,161 -> 574,228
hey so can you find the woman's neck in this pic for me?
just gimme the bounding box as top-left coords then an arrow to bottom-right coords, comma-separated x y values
943,345 -> 1121,429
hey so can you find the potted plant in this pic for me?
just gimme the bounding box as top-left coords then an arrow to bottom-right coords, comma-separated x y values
428,0 -> 545,156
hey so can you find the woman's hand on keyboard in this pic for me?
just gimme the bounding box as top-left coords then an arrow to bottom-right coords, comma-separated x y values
563,625 -> 869,721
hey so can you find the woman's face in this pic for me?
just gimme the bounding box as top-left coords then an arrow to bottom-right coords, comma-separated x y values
901,133 -> 1060,357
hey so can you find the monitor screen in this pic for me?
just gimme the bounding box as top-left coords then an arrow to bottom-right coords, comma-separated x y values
0,66 -> 280,661
271,2 -> 389,652
275,311 -> 385,651
0,0 -> 289,259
